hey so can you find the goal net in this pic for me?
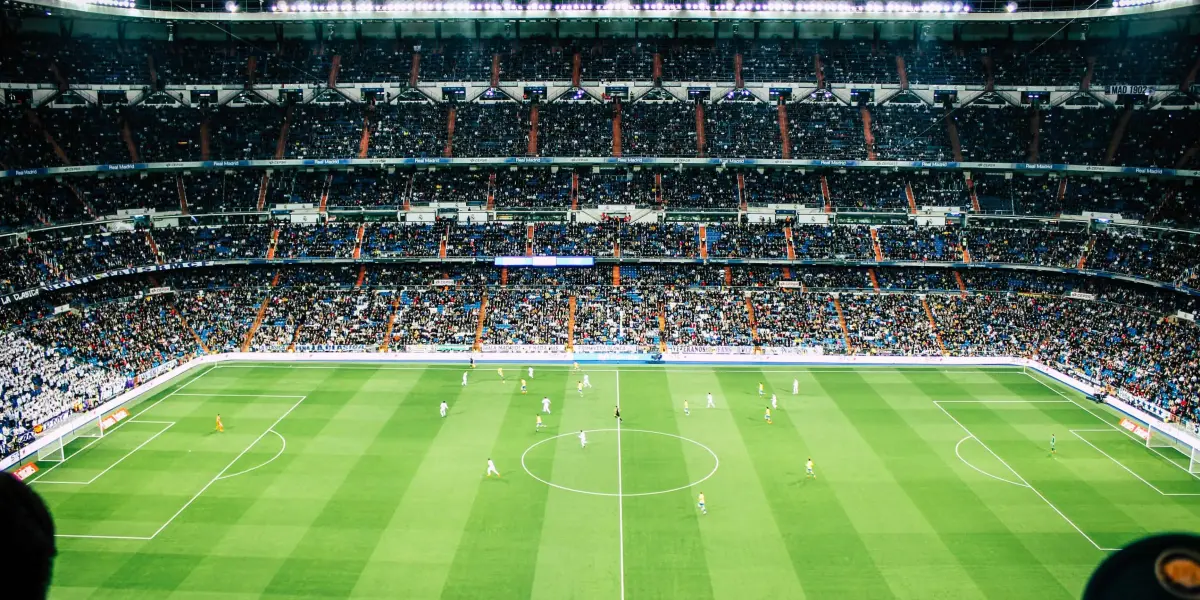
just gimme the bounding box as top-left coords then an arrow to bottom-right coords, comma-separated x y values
33,408 -> 115,463
1125,415 -> 1200,474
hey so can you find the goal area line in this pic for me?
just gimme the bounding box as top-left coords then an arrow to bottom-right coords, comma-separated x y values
38,367 -> 306,541
934,398 -> 1120,553
937,388 -> 1200,554
1021,371 -> 1200,482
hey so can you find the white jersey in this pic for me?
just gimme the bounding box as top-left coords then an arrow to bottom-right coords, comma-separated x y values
583,375 -> 591,387
486,460 -> 499,476
462,372 -> 468,385
542,398 -> 551,413
528,367 -> 534,378
771,395 -> 778,409
579,432 -> 587,446
706,393 -> 714,407
440,402 -> 449,416
793,379 -> 799,394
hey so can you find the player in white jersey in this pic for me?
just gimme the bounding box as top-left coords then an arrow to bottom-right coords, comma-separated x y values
771,394 -> 778,410
579,430 -> 587,449
706,392 -> 715,408
792,378 -> 799,395
486,458 -> 500,478
528,366 -> 534,379
462,372 -> 468,387
440,401 -> 449,418
583,374 -> 592,388
541,396 -> 552,414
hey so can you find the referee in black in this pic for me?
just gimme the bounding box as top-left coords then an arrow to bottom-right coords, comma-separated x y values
614,405 -> 622,422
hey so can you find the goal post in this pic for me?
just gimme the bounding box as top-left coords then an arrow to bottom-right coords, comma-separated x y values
27,406 -> 129,465
1148,420 -> 1200,474
1125,415 -> 1200,474
36,436 -> 66,463
33,411 -> 104,464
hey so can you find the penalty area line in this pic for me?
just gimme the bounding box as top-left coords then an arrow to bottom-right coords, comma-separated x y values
615,370 -> 626,600
215,429 -> 287,481
1023,372 -> 1200,483
146,394 -> 307,540
32,421 -> 175,486
54,395 -> 305,541
27,366 -> 219,486
953,436 -> 1027,488
935,400 -> 1119,553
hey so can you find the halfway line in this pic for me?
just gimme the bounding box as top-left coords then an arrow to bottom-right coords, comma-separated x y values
615,370 -> 625,600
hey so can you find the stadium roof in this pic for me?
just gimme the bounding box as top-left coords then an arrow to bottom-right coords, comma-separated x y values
9,0 -> 1200,21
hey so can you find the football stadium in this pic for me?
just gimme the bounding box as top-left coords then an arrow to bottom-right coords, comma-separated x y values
1,0 -> 1200,597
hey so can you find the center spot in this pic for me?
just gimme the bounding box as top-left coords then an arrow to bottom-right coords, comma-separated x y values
521,428 -> 719,497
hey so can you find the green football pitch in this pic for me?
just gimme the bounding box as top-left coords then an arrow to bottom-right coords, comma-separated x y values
20,362 -> 1200,599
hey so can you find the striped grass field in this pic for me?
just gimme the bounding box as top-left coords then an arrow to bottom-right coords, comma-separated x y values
19,362 -> 1200,599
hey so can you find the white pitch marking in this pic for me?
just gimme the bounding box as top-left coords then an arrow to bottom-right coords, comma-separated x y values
953,436 -> 1028,488
145,394 -> 307,540
27,366 -> 219,486
615,370 -> 626,600
32,422 -> 174,486
1024,372 -> 1200,482
215,429 -> 287,481
55,533 -> 153,540
520,429 -> 720,497
934,400 -> 1118,552
1070,430 -> 1200,497
170,393 -> 306,398
211,363 -> 1024,374
935,400 -> 1073,404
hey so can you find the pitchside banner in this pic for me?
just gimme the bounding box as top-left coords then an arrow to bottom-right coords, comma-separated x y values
100,408 -> 130,431
1120,417 -> 1152,442
666,345 -> 757,355
12,463 -> 37,481
481,345 -> 564,354
571,345 -> 640,354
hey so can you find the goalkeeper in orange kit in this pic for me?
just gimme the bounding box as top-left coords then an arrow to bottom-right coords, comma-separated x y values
215,414 -> 224,433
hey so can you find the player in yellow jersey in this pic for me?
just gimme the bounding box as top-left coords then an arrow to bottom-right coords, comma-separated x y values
215,414 -> 224,433
806,458 -> 815,478
577,380 -> 584,396
758,382 -> 764,397
520,379 -> 527,394
683,399 -> 690,416
764,406 -> 772,424
497,367 -> 505,382
697,492 -> 707,515
573,361 -> 580,371
536,414 -> 545,431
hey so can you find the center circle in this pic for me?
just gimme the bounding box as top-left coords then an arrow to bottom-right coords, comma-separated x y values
520,428 -> 719,497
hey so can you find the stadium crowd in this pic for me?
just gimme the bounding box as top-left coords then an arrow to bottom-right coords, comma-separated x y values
3,258 -> 1200,456
7,29 -> 1200,460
